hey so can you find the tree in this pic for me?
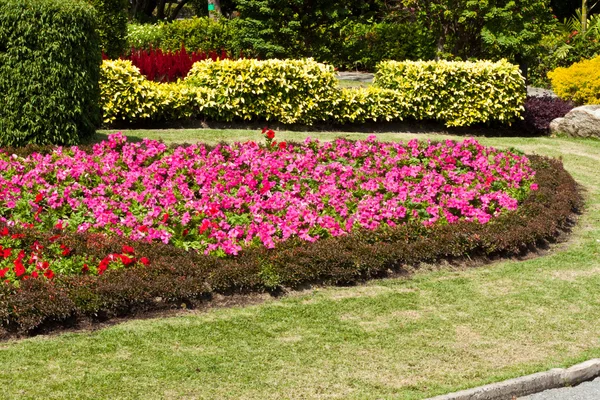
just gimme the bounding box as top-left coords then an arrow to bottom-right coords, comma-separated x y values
401,0 -> 554,63
129,0 -> 192,21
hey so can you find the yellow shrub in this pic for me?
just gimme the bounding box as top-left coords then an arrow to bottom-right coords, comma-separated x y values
374,59 -> 525,127
99,60 -> 218,124
548,56 -> 600,105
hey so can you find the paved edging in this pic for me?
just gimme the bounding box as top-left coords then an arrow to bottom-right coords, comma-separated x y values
427,359 -> 600,400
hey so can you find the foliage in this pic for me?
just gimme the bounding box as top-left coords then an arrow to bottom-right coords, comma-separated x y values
233,0 -> 377,59
529,11 -> 600,87
99,60 -> 218,123
548,55 -> 600,104
518,96 -> 575,135
400,0 -> 554,63
374,59 -> 526,127
127,23 -> 165,49
88,0 -> 128,58
126,17 -> 237,54
184,58 -> 338,124
0,152 -> 581,335
0,0 -> 101,146
326,20 -> 435,71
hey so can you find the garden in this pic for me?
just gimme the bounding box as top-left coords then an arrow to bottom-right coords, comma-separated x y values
0,0 -> 600,398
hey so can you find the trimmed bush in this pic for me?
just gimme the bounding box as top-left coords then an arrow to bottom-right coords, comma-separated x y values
0,0 -> 101,146
548,56 -> 600,105
184,58 -> 338,124
100,60 -> 218,124
518,96 -> 575,135
89,0 -> 128,58
374,59 -> 526,127
0,154 -> 581,336
331,87 -> 408,124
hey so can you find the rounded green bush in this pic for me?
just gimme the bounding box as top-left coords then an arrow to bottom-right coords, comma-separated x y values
0,0 -> 101,146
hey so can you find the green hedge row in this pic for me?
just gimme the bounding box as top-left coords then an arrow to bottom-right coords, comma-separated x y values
101,58 -> 525,127
0,155 -> 581,336
0,0 -> 101,147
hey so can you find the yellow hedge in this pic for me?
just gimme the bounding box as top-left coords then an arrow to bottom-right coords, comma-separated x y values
184,58 -> 338,124
548,56 -> 600,105
374,59 -> 525,127
99,59 -> 525,127
99,60 -> 218,124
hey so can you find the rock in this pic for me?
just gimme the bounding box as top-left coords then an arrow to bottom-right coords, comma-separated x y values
550,105 -> 600,138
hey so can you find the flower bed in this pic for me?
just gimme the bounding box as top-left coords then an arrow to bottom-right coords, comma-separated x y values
0,134 -> 582,336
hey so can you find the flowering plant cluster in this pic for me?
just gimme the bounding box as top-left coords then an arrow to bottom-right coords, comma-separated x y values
103,46 -> 233,82
0,224 -> 150,284
0,133 -> 536,267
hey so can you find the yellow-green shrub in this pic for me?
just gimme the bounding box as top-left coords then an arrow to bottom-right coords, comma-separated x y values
548,56 -> 600,105
330,87 -> 408,123
374,59 -> 525,127
99,60 -> 218,123
184,58 -> 338,124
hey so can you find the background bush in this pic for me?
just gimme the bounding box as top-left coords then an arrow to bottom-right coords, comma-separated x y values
374,59 -> 526,127
548,55 -> 600,104
88,0 -> 128,58
0,0 -> 101,146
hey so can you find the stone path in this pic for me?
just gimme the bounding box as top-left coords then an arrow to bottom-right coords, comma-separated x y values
520,377 -> 600,400
336,71 -> 556,97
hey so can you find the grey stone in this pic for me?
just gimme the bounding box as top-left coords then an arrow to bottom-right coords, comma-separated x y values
550,105 -> 600,138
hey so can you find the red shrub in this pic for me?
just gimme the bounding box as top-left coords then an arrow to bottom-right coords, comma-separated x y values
123,46 -> 235,82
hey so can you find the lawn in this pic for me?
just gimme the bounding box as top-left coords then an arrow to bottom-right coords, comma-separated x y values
1,129 -> 599,400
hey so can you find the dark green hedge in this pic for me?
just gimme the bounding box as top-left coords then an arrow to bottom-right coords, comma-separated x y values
0,0 -> 101,146
0,155 -> 582,337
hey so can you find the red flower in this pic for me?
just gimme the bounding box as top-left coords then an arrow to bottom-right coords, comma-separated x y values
14,259 -> 25,277
2,248 -> 10,258
279,142 -> 287,150
0,227 -> 8,236
266,129 -> 275,139
182,229 -> 189,236
32,271 -> 39,278
11,233 -> 24,239
138,225 -> 149,233
82,264 -> 89,273
120,254 -> 135,266
44,269 -> 54,279
162,213 -> 169,223
122,245 -> 135,254
0,267 -> 8,278
139,257 -> 150,266
59,244 -> 71,256
55,221 -> 63,230
34,193 -> 43,203
199,220 -> 211,234
49,235 -> 61,242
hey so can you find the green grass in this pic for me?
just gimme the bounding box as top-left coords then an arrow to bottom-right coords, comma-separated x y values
337,79 -> 372,88
2,129 -> 600,399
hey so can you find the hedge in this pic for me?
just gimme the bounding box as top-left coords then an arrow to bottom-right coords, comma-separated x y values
184,58 -> 339,124
548,56 -> 600,105
374,59 -> 526,127
0,154 -> 582,336
0,0 -> 101,147
100,58 -> 527,127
